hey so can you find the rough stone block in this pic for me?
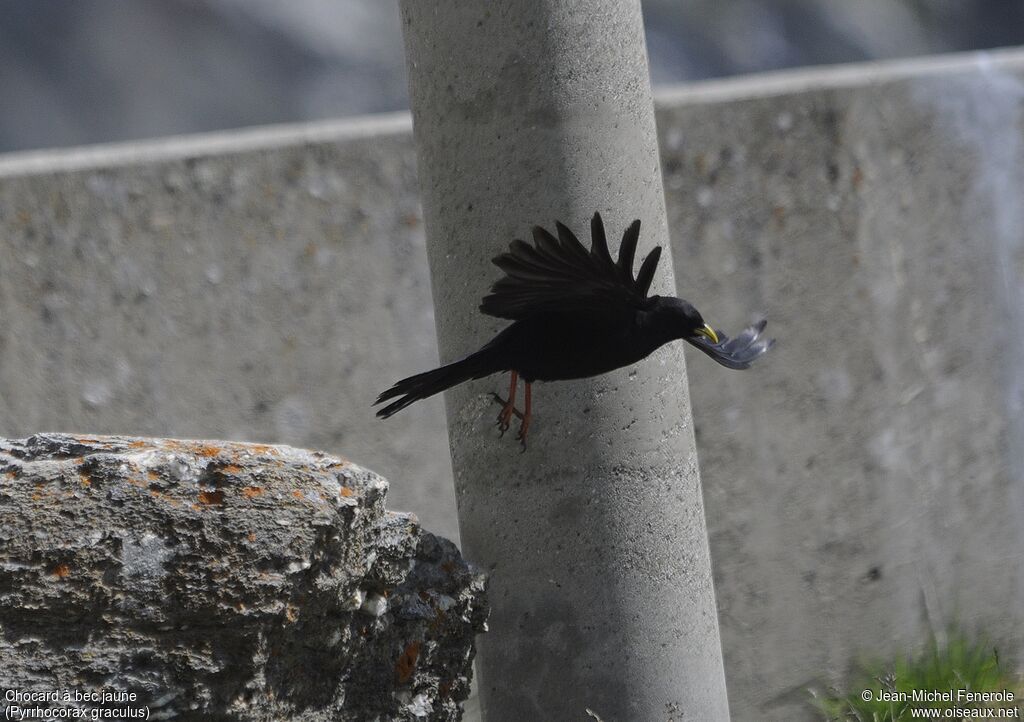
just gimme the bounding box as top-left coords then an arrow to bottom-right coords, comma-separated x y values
0,433 -> 487,721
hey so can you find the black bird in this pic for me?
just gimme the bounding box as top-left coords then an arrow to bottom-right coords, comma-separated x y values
375,213 -> 772,445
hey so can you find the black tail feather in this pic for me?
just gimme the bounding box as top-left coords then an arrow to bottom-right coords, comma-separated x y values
375,348 -> 500,418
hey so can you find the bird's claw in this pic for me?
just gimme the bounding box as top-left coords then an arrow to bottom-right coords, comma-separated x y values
489,391 -> 530,448
490,391 -> 523,437
515,419 -> 530,450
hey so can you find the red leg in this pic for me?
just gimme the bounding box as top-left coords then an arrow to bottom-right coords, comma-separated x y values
495,371 -> 518,435
516,382 -> 532,448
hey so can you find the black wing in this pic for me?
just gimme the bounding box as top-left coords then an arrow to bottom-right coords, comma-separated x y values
479,213 -> 662,320
688,319 -> 775,370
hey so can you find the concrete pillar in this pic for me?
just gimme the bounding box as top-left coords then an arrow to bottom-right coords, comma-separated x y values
399,2 -> 729,719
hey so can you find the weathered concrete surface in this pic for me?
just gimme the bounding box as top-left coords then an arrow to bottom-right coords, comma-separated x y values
2,47 -> 1024,721
0,433 -> 487,720
0,116 -> 459,544
659,50 -> 1024,720
400,1 -> 728,720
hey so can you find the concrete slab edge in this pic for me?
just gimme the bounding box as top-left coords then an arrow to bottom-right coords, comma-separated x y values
4,47 -> 1024,181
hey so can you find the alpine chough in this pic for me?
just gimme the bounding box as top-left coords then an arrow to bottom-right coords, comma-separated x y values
375,213 -> 773,446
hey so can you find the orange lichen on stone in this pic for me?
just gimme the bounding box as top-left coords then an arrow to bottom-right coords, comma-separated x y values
247,444 -> 280,456
198,490 -> 225,506
128,440 -> 148,449
247,532 -> 257,542
146,471 -> 160,480
241,486 -> 264,499
395,641 -> 421,685
195,445 -> 223,458
51,563 -> 71,579
291,490 -> 304,500
149,489 -> 181,507
79,472 -> 91,487
221,464 -> 242,474
338,486 -> 355,498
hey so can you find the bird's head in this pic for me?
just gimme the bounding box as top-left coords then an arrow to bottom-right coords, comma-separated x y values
647,296 -> 719,345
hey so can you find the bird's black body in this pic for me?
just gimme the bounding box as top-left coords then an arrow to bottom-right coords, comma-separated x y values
375,213 -> 773,440
491,309 -> 652,382
481,301 -> 698,382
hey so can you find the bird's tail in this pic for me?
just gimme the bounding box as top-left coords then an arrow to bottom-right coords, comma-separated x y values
374,347 -> 501,418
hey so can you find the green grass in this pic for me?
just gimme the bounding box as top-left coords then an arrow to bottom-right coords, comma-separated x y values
811,632 -> 1022,721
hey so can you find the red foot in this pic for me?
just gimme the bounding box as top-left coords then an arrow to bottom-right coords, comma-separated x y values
491,392 -> 523,430
492,371 -> 520,436
490,373 -> 532,449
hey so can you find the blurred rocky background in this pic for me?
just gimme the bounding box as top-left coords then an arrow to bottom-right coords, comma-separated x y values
2,0 -> 1024,153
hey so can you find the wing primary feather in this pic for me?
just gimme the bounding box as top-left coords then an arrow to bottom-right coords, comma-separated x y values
634,246 -> 662,297
532,226 -> 562,257
505,238 -> 573,274
492,244 -> 546,276
527,227 -> 592,280
492,257 -> 562,282
554,221 -> 591,263
507,238 -> 539,259
617,219 -> 641,283
491,239 -> 535,268
481,214 -> 660,320
495,241 -> 560,273
497,229 -> 591,283
589,212 -> 615,270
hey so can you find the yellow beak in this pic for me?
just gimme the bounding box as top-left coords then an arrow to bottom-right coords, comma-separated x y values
696,324 -> 720,344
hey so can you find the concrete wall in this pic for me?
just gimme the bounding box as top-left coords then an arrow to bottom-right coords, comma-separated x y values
2,48 -> 1023,720
659,50 -> 1024,719
0,115 -> 458,544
